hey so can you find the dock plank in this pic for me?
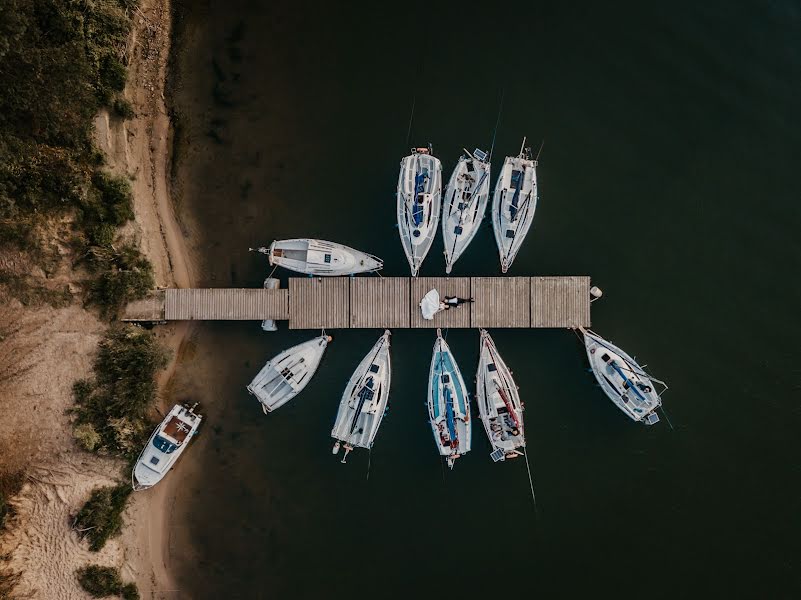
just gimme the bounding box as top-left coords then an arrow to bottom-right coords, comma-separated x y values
350,277 -> 410,328
409,277 -> 472,328
530,276 -> 590,328
471,277 -> 530,328
288,277 -> 349,329
165,288 -> 288,320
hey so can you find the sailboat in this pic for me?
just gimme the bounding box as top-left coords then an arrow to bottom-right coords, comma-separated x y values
247,335 -> 331,413
132,403 -> 202,491
580,328 -> 665,425
475,330 -> 525,461
397,146 -> 442,276
442,148 -> 491,274
492,138 -> 538,273
427,328 -> 471,468
331,330 -> 392,463
257,239 -> 382,276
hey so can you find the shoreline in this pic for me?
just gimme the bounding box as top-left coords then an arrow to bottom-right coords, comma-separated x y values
1,0 -> 195,597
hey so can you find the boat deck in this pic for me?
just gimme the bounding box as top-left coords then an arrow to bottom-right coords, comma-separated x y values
122,276 -> 591,329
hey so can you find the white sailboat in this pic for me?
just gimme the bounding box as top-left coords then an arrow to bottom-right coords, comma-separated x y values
132,403 -> 202,491
442,148 -> 491,274
581,328 -> 666,425
397,146 -> 442,276
247,335 -> 331,413
492,138 -> 538,273
427,328 -> 471,468
476,330 -> 525,461
331,330 -> 392,463
257,239 -> 382,276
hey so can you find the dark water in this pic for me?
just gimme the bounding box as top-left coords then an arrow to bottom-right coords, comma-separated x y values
166,1 -> 801,598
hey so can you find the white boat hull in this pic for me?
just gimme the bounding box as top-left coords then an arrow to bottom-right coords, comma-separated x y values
132,404 -> 202,491
397,149 -> 442,276
583,329 -> 662,424
427,329 -> 471,468
442,152 -> 490,274
268,238 -> 382,276
492,155 -> 538,273
476,330 -> 525,460
331,331 -> 392,457
247,335 -> 329,412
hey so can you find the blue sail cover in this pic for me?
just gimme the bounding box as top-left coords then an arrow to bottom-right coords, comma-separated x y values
444,387 -> 457,446
412,171 -> 428,226
611,363 -> 646,402
412,199 -> 424,226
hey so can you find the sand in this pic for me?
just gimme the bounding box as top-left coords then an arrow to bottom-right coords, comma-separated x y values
0,0 -> 195,597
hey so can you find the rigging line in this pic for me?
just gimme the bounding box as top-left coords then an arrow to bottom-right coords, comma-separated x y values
534,138 -> 545,162
366,448 -> 372,481
405,95 -> 416,147
523,447 -> 539,513
488,88 -> 505,162
267,264 -> 278,279
659,406 -> 675,430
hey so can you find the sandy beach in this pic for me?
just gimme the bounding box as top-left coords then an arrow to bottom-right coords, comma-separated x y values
0,0 -> 195,597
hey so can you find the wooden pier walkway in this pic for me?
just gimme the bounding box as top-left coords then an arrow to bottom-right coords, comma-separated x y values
123,276 -> 591,329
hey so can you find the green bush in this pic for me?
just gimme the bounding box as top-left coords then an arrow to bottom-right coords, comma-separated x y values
76,564 -> 137,599
88,243 -> 154,317
112,98 -> 135,119
73,325 -> 168,457
0,471 -> 25,532
74,484 -> 131,551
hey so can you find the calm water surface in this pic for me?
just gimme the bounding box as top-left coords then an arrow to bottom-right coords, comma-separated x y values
167,1 -> 801,597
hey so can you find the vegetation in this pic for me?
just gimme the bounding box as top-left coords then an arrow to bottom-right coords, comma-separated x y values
74,484 -> 131,552
0,472 -> 24,532
76,564 -> 139,599
0,0 -> 153,316
73,325 -> 169,457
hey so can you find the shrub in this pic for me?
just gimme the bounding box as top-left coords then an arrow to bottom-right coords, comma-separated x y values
75,564 -> 138,598
0,471 -> 24,531
74,484 -> 131,551
74,423 -> 102,452
112,98 -> 135,119
88,243 -> 155,317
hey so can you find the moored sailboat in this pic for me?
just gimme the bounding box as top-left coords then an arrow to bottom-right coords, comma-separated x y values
476,329 -> 525,461
427,328 -> 471,468
581,328 -> 666,425
331,330 -> 392,463
442,148 -> 491,274
247,335 -> 331,413
397,146 -> 442,276
492,138 -> 538,273
132,403 -> 202,491
256,239 -> 382,276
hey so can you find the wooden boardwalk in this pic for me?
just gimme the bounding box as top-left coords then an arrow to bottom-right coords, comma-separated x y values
124,276 -> 591,328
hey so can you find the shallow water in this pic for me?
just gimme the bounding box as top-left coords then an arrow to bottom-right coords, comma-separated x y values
167,1 -> 801,597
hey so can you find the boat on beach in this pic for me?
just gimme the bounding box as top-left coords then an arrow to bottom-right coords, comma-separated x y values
427,328 -> 471,468
247,335 -> 331,413
476,329 -> 525,461
331,330 -> 392,463
492,138 -> 538,273
132,403 -> 202,491
442,148 -> 491,274
259,239 -> 382,276
397,146 -> 442,276
581,328 -> 665,425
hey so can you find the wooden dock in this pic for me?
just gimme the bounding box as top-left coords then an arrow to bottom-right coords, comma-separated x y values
123,276 -> 591,329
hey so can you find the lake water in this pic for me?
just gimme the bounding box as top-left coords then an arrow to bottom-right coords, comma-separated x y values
166,1 -> 801,597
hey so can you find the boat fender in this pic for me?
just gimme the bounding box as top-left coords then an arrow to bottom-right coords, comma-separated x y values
511,427 -> 520,437
326,335 -> 334,342
332,441 -> 340,455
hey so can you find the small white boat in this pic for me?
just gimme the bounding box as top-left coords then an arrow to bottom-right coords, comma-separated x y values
261,239 -> 382,276
331,330 -> 392,463
581,328 -> 665,425
476,330 -> 525,461
132,403 -> 202,491
427,328 -> 471,468
397,146 -> 442,276
247,335 -> 331,413
442,148 -> 491,274
492,138 -> 538,273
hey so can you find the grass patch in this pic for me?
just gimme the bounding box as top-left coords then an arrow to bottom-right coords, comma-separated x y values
0,272 -> 72,308
74,484 -> 131,552
0,471 -> 25,532
72,325 -> 169,457
76,564 -> 138,599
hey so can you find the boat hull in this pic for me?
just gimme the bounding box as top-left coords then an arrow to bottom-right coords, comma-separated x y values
492,155 -> 538,272
476,330 -> 525,460
397,150 -> 442,276
331,331 -> 392,453
268,238 -> 382,276
583,330 -> 662,424
442,154 -> 490,274
247,335 -> 329,412
427,329 -> 471,467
